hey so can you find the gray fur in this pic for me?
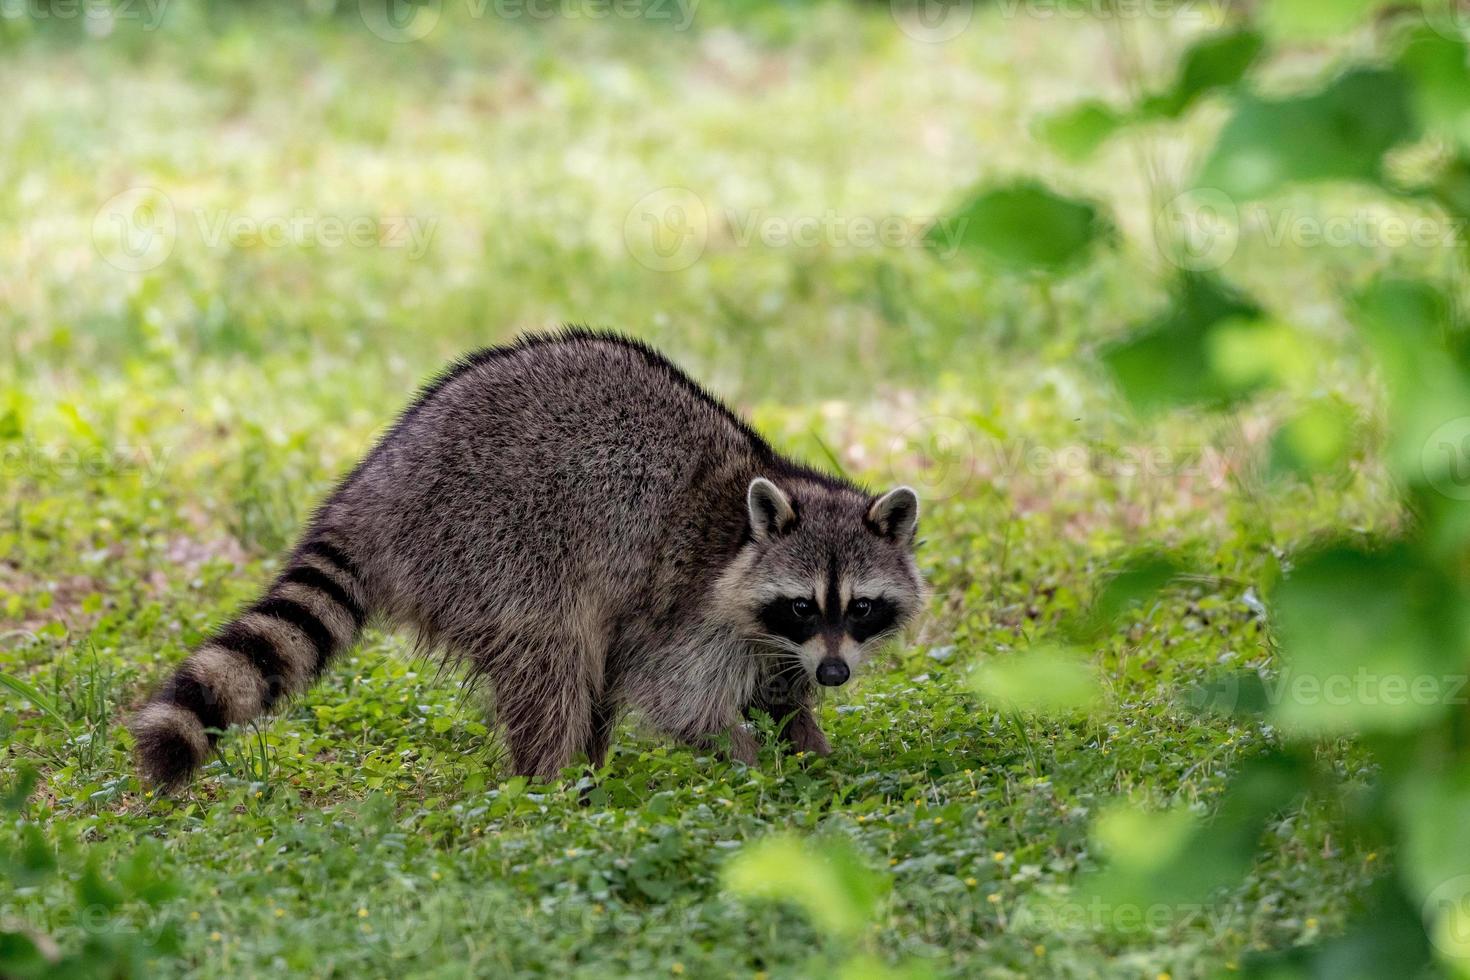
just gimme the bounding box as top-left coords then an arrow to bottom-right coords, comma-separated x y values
131,329 -> 925,788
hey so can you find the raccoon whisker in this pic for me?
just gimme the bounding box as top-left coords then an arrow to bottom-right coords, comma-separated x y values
748,645 -> 802,660
749,655 -> 806,670
747,634 -> 807,658
747,632 -> 802,650
862,628 -> 908,650
749,654 -> 809,673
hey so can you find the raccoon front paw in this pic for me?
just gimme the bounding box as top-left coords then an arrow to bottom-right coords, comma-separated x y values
786,712 -> 831,757
727,726 -> 760,766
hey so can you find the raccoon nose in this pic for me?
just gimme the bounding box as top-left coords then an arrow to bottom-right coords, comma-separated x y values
816,658 -> 850,687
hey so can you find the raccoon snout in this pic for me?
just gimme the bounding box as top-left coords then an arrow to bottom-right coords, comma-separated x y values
816,658 -> 850,687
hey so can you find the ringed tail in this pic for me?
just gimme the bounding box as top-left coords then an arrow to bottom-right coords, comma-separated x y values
130,537 -> 369,789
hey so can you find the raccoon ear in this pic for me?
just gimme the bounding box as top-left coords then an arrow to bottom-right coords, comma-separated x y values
867,486 -> 919,542
747,477 -> 797,541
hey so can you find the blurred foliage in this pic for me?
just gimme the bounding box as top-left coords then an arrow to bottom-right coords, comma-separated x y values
953,2 -> 1470,976
969,645 -> 1100,717
1039,27 -> 1264,161
1102,273 -> 1265,413
0,766 -> 182,978
925,181 -> 1110,272
1199,68 -> 1415,199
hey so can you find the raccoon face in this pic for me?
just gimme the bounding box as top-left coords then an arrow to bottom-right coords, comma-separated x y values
716,476 -> 925,687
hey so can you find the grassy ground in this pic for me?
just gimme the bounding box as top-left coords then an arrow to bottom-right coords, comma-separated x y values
0,3 -> 1417,977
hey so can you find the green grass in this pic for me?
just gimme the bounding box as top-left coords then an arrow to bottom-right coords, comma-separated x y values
0,3 -> 1418,977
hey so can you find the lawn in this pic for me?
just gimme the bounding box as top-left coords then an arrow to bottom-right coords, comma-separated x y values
0,2 -> 1420,977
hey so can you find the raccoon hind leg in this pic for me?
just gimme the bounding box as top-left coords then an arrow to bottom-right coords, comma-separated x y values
479,628 -> 604,781
584,695 -> 619,770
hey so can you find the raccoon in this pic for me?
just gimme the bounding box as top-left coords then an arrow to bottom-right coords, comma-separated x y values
132,329 -> 925,788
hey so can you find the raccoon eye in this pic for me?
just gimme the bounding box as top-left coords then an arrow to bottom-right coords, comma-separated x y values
790,597 -> 817,618
850,598 -> 873,618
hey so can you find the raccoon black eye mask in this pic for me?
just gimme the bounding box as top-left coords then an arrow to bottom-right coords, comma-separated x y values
132,329 -> 925,788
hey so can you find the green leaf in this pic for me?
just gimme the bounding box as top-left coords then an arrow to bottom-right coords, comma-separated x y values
1036,101 -> 1123,162
1397,26 -> 1470,146
1102,274 -> 1264,413
1081,754 -> 1307,913
1396,767 -> 1470,911
836,955 -> 938,980
1206,317 -> 1315,392
56,403 -> 100,445
1269,399 -> 1358,479
1,766 -> 38,812
1425,152 -> 1470,226
1273,545 -> 1468,735
75,857 -> 126,914
1092,801 -> 1196,873
6,825 -> 56,884
928,181 -> 1109,272
1354,277 -> 1470,484
116,843 -> 181,907
1261,0 -> 1384,40
969,646 -> 1100,717
1190,670 -> 1274,719
0,403 -> 22,441
1139,29 -> 1265,120
1197,68 -> 1416,200
0,931 -> 49,977
724,835 -> 886,937
0,672 -> 74,735
1077,552 -> 1185,638
1042,31 -> 1263,162
1241,880 -> 1435,979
